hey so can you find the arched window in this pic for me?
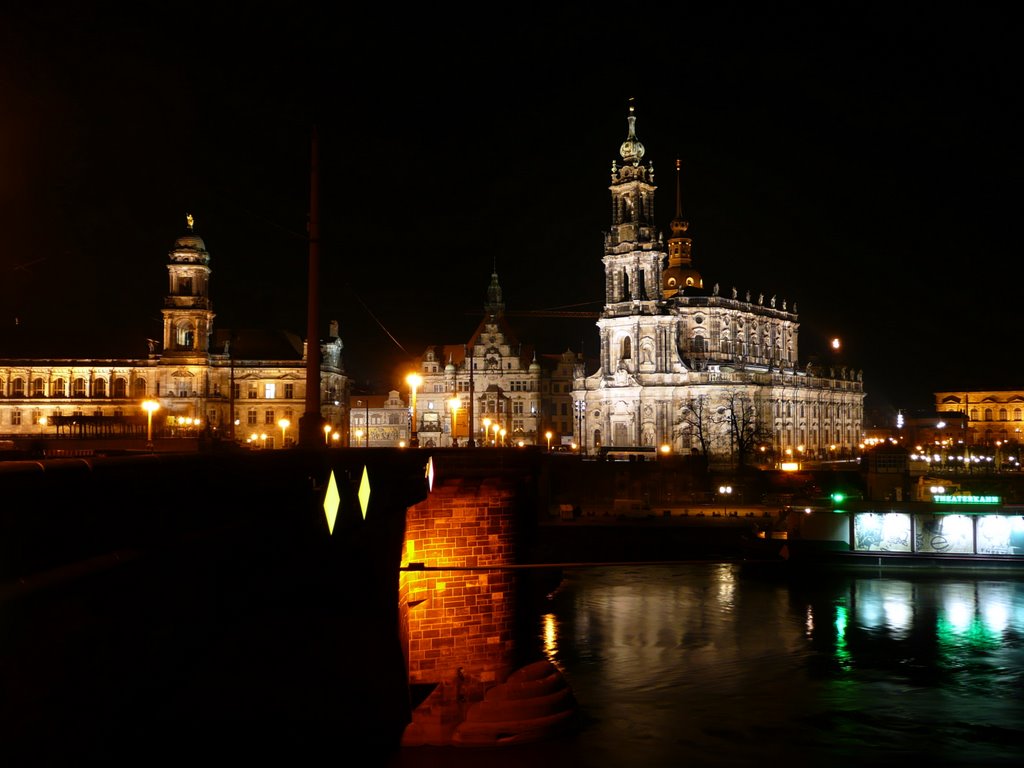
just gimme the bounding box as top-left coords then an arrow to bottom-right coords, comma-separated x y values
620,337 -> 632,360
984,408 -> 993,421
999,408 -> 1008,421
32,377 -> 45,396
11,377 -> 25,397
113,378 -> 128,398
52,378 -> 65,397
72,377 -> 87,397
93,379 -> 107,398
133,379 -> 147,398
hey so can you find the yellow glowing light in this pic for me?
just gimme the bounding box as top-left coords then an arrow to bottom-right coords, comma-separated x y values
142,399 -> 160,445
323,470 -> 340,534
357,465 -> 371,519
323,423 -> 332,445
427,456 -> 434,491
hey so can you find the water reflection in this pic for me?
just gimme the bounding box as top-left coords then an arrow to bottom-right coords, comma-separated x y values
390,564 -> 1024,768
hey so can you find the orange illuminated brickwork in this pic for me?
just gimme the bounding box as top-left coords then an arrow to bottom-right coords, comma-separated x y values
400,477 -> 519,701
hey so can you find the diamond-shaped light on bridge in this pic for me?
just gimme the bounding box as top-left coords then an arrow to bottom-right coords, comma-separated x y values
358,465 -> 371,520
323,470 -> 340,534
427,456 -> 434,491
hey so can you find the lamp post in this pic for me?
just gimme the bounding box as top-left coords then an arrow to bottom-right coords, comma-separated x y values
492,422 -> 501,447
483,417 -> 491,447
278,418 -> 290,448
142,399 -> 160,449
323,423 -> 332,446
574,400 -> 586,454
719,484 -> 733,516
499,427 -> 506,447
406,372 -> 422,448
545,430 -> 552,451
449,396 -> 461,447
354,428 -> 364,446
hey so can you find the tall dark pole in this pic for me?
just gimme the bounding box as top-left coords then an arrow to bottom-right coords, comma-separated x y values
299,124 -> 323,447
466,344 -> 475,447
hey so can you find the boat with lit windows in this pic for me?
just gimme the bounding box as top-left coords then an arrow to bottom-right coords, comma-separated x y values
746,489 -> 1024,572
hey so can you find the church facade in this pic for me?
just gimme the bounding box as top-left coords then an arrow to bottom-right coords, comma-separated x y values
0,218 -> 347,448
572,104 -> 865,462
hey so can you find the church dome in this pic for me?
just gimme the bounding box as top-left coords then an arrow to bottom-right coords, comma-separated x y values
662,266 -> 703,297
174,234 -> 207,251
445,361 -> 457,374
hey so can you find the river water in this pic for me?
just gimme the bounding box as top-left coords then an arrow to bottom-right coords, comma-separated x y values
387,562 -> 1024,768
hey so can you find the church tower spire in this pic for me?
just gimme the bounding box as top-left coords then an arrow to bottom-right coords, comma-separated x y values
601,99 -> 665,313
661,159 -> 702,298
607,98 -> 658,247
484,266 -> 505,320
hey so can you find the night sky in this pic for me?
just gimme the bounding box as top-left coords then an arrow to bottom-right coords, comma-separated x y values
2,5 -> 1021,416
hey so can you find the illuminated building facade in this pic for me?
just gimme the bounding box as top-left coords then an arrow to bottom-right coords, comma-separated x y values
0,218 -> 347,447
572,104 -> 865,461
934,389 -> 1024,447
347,390 -> 411,447
409,272 -> 579,448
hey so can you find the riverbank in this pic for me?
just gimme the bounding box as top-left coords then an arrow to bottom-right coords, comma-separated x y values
531,512 -> 768,564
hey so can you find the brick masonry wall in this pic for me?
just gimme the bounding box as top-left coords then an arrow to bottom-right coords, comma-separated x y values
401,476 -> 519,700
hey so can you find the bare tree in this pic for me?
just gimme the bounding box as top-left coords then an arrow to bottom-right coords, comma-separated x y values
676,394 -> 719,457
720,389 -> 772,468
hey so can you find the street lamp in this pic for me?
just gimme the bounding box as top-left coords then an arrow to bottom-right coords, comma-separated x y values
492,422 -> 501,447
278,418 -> 290,448
323,423 -> 332,446
719,484 -> 733,516
449,396 -> 461,447
354,428 -> 364,445
406,372 -> 423,448
483,417 -> 491,446
545,430 -> 552,451
142,399 -> 160,449
499,427 -> 506,447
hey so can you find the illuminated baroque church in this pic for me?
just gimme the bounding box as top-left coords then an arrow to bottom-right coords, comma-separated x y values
0,217 -> 347,448
572,104 -> 865,461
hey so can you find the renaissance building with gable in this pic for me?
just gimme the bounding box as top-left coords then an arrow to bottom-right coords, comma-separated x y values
0,217 -> 347,449
404,270 -> 580,449
572,104 -> 865,462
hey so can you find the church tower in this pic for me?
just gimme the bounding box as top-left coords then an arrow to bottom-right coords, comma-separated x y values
602,99 -> 664,311
661,159 -> 702,298
596,101 -> 676,386
160,214 -> 215,362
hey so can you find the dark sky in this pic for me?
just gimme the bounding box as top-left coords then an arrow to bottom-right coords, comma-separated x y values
2,5 -> 1021,416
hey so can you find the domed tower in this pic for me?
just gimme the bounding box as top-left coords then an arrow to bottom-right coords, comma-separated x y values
161,214 -> 215,360
601,99 -> 666,314
662,159 -> 702,298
